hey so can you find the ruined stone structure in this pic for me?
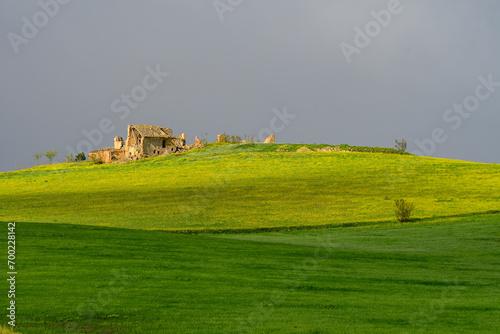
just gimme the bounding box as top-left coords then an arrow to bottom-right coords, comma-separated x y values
264,134 -> 275,143
194,136 -> 204,148
89,125 -> 187,163
114,136 -> 124,149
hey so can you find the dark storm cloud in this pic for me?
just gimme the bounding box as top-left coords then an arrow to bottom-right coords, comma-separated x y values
1,0 -> 499,171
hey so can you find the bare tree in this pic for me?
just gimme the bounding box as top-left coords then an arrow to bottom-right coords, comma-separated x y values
395,139 -> 407,152
33,153 -> 43,166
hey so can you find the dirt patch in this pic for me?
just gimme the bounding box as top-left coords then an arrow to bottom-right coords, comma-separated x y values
296,146 -> 313,152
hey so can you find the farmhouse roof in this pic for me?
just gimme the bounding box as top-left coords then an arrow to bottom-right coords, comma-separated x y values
131,125 -> 173,138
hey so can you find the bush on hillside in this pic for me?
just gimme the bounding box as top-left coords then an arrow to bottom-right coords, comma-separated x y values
219,133 -> 258,143
394,199 -> 415,222
244,135 -> 257,143
220,133 -> 242,143
75,152 -> 86,162
65,153 -> 75,163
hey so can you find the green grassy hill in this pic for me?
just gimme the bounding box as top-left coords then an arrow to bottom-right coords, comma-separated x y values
0,143 -> 498,231
1,143 -> 500,333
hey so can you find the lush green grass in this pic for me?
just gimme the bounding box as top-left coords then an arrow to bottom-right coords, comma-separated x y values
1,143 -> 499,333
0,143 -> 498,231
4,214 -> 500,333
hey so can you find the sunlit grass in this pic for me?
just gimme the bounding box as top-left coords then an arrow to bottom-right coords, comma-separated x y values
0,143 -> 498,231
2,143 -> 499,333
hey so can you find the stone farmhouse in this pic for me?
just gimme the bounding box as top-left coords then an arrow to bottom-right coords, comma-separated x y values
89,124 -> 188,163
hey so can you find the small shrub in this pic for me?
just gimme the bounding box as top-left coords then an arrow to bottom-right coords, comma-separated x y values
394,199 -> 415,222
244,135 -> 256,143
65,153 -> 75,163
199,133 -> 208,145
89,154 -> 104,165
75,152 -> 86,162
220,132 -> 244,143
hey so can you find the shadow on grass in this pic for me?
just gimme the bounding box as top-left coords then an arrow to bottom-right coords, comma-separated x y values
153,209 -> 500,235
1,210 -> 497,236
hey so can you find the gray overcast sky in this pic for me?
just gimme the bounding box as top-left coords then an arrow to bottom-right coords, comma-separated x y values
1,0 -> 499,172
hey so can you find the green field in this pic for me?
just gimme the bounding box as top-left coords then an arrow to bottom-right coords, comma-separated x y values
0,143 -> 499,231
1,143 -> 499,333
4,215 -> 500,333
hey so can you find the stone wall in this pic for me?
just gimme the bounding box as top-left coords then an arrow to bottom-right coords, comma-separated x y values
89,148 -> 125,163
142,138 -> 178,156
